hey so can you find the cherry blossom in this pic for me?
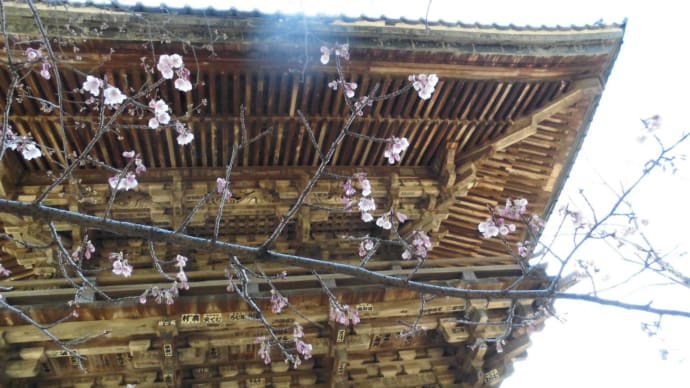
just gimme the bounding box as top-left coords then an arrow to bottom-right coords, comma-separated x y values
358,196 -> 376,222
344,82 -> 357,98
383,137 -> 409,164
0,263 -> 11,277
256,337 -> 271,364
319,43 -> 350,65
320,46 -> 332,65
111,257 -> 133,277
174,68 -> 192,92
328,80 -> 338,90
216,177 -> 232,199
402,229 -> 432,260
39,62 -> 51,80
334,43 -> 350,60
358,175 -> 371,196
18,142 -> 42,160
103,86 -> 126,106
108,172 -> 138,191
81,75 -> 103,96
175,121 -> 194,145
293,322 -> 304,339
376,212 -> 392,230
295,339 -> 313,360
358,238 -> 375,257
157,54 -> 178,79
409,73 -> 438,100
329,303 -> 360,326
72,239 -> 96,261
270,289 -> 288,313
478,218 -> 499,239
25,47 -> 41,61
499,198 -> 528,218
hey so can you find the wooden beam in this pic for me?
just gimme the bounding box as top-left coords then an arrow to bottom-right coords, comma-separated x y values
458,78 -> 602,163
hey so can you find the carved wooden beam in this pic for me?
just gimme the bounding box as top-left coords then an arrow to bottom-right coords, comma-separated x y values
458,78 -> 602,164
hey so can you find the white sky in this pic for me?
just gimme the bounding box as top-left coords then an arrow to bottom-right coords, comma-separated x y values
103,0 -> 690,385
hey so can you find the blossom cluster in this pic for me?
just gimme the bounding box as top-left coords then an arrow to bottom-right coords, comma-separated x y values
343,173 -> 377,223
328,79 -> 358,98
498,198 -> 528,218
109,251 -> 133,278
139,284 -> 181,305
148,99 -> 171,129
174,254 -> 190,290
329,302 -> 360,326
0,263 -> 11,277
216,177 -> 232,200
157,54 -> 192,92
358,237 -> 375,257
256,336 -> 272,364
71,238 -> 96,261
320,43 -> 350,65
1,125 -> 42,160
270,289 -> 288,314
81,74 -> 126,106
175,121 -> 194,145
409,73 -> 439,100
402,229 -> 432,260
383,137 -> 409,164
108,151 -> 146,191
25,47 -> 52,80
478,217 -> 516,239
292,322 -> 313,365
376,208 -> 407,230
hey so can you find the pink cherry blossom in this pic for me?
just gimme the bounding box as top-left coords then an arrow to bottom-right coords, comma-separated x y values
157,54 -> 175,79
169,54 -> 183,69
376,213 -> 392,230
156,111 -> 171,125
148,118 -> 160,129
409,73 -> 439,100
175,122 -> 194,145
293,322 -> 304,339
256,337 -> 271,364
344,82 -> 357,98
82,75 -> 103,96
0,263 -> 11,277
361,212 -> 373,223
320,46 -> 332,65
103,86 -> 126,106
134,158 -> 146,175
270,289 -> 288,314
383,137 -> 409,164
328,80 -> 338,90
358,197 -> 376,212
295,339 -> 313,359
19,142 -> 42,160
39,62 -> 51,80
358,238 -> 375,257
108,172 -> 138,191
478,218 -> 499,239
84,239 -> 96,260
358,175 -> 371,197
112,258 -> 133,277
216,177 -> 232,199
343,179 -> 356,196
174,77 -> 192,92
25,47 -> 41,61
335,43 -> 350,60
149,99 -> 169,114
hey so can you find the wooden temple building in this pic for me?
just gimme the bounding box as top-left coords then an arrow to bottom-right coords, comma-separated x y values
0,3 -> 624,387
